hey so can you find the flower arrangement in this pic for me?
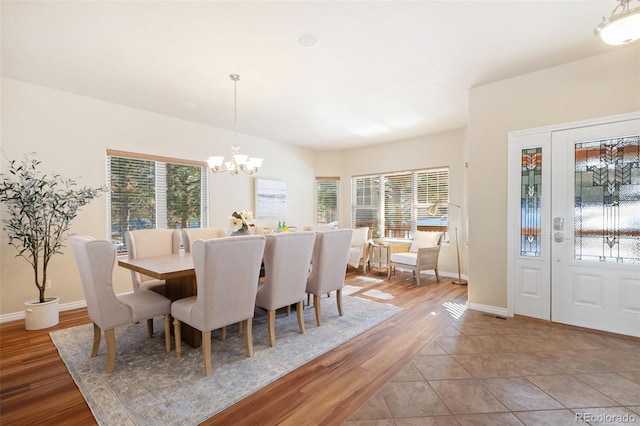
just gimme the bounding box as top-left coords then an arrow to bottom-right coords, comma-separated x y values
228,209 -> 255,234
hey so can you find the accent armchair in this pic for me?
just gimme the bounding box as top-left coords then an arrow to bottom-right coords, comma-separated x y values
389,231 -> 443,285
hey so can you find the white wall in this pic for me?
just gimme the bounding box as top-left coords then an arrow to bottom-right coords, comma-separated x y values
468,45 -> 640,311
315,128 -> 468,279
0,78 -> 315,316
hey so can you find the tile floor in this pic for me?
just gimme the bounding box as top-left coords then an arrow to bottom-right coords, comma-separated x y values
344,309 -> 640,425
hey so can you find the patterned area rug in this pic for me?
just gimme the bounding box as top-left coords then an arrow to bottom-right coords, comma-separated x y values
50,295 -> 402,425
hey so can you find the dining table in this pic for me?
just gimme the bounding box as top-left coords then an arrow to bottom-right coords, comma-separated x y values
117,252 -> 201,348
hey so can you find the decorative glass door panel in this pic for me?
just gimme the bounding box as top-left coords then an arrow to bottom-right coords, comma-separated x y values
574,136 -> 640,264
521,148 -> 543,257
551,120 -> 640,337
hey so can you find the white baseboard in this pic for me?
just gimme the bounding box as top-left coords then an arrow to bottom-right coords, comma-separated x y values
466,302 -> 510,318
0,300 -> 87,324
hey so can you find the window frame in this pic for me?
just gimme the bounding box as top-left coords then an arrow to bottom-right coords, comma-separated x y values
351,167 -> 449,240
314,176 -> 340,226
106,149 -> 209,252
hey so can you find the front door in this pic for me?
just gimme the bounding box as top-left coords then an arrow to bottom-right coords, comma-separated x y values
551,120 -> 640,336
508,115 -> 640,337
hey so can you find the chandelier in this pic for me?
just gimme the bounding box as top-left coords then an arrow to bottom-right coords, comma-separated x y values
595,0 -> 640,45
208,74 -> 263,175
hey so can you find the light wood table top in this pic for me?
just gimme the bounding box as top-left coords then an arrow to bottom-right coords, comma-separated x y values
117,252 -> 194,280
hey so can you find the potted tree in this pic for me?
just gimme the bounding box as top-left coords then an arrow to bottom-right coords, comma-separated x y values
0,154 -> 105,330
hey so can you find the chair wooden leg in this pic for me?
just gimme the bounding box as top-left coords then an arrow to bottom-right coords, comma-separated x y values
286,305 -> 291,316
146,318 -> 153,338
238,322 -> 244,334
221,326 -> 227,341
435,268 -> 440,282
174,318 -> 182,358
306,293 -> 310,306
296,301 -> 305,335
267,309 -> 276,347
104,328 -> 116,374
244,318 -> 254,357
203,330 -> 212,377
91,323 -> 101,357
337,289 -> 344,317
417,271 -> 422,286
163,314 -> 171,353
314,294 -> 322,326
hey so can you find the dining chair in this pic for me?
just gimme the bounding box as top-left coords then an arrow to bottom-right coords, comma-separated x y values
126,229 -> 181,336
125,229 -> 182,293
171,235 -> 266,376
70,235 -> 171,374
181,227 -> 227,253
183,226 -> 263,341
347,226 -> 370,273
306,229 -> 353,326
255,232 -> 316,347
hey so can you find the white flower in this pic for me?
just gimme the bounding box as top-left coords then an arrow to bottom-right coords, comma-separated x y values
241,209 -> 255,226
228,216 -> 243,232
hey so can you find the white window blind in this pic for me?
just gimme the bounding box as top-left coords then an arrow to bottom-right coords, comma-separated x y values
351,175 -> 380,233
415,169 -> 449,236
384,173 -> 413,239
315,177 -> 339,225
352,168 -> 449,239
106,150 -> 208,252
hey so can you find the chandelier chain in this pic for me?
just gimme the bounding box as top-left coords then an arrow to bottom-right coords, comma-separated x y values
207,74 -> 263,175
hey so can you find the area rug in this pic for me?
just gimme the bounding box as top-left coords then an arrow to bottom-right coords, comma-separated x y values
50,295 -> 403,426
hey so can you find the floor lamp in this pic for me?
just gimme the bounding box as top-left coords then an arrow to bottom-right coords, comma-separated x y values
427,201 -> 468,286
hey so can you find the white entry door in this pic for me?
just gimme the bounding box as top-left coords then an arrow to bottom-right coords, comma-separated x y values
508,115 -> 640,337
551,120 -> 640,337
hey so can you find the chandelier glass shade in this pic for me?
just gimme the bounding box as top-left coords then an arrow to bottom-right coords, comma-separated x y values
208,74 -> 263,175
595,0 -> 640,45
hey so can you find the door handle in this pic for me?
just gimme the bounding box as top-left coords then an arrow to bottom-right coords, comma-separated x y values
554,232 -> 564,243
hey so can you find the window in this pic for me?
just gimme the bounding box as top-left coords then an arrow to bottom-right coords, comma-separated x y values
315,177 -> 339,225
107,150 -> 208,252
352,168 -> 449,239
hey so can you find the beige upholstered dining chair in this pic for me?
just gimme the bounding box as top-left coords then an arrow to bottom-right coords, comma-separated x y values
181,227 -> 227,252
171,235 -> 266,376
306,229 -> 353,326
302,224 -> 338,231
250,225 -> 265,235
256,232 -> 316,347
347,227 -> 370,273
389,231 -> 443,285
70,235 -> 171,374
125,229 -> 182,294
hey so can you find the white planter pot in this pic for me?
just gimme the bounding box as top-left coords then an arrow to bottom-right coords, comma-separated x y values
24,297 -> 60,330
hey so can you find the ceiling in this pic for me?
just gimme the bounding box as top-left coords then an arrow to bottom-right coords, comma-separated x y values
1,1 -> 617,151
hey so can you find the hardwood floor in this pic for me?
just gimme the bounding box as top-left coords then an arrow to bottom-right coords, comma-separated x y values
0,270 -> 467,425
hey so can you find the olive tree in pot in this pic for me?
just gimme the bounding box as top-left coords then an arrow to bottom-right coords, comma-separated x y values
0,154 -> 106,330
